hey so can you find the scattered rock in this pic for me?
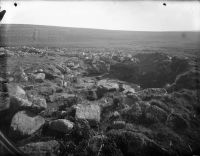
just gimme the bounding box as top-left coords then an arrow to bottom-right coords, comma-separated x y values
10,110 -> 45,138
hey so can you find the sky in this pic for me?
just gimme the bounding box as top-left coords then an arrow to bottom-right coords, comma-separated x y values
0,0 -> 200,31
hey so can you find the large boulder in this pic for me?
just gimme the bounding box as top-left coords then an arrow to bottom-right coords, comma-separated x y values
10,110 -> 45,138
49,119 -> 74,133
19,140 -> 60,156
75,104 -> 101,126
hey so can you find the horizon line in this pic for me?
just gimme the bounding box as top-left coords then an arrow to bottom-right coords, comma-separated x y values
1,23 -> 200,33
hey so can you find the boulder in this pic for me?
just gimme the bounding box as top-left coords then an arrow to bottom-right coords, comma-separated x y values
49,119 -> 74,133
19,140 -> 60,156
10,110 -> 45,138
75,104 -> 101,125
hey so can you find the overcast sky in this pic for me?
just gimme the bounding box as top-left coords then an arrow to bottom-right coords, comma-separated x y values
0,1 -> 200,31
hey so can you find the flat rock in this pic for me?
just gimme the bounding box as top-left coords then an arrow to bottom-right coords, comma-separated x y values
10,110 -> 45,138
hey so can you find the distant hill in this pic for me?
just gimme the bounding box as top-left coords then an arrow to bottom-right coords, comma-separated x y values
0,24 -> 200,54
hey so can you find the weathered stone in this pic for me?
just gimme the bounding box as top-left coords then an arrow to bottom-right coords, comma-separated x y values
19,140 -> 60,156
75,104 -> 101,124
10,111 -> 45,138
49,119 -> 74,133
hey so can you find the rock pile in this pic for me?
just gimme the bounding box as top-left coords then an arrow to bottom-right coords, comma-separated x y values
1,47 -> 200,156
